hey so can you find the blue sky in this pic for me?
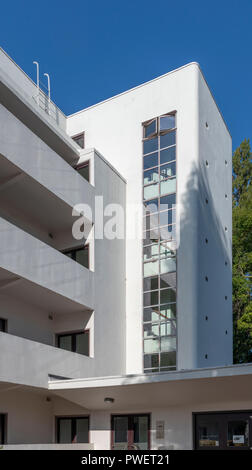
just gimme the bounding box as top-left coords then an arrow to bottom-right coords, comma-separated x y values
1,0 -> 251,150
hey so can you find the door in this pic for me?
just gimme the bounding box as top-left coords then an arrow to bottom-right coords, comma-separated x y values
111,414 -> 150,450
194,411 -> 252,450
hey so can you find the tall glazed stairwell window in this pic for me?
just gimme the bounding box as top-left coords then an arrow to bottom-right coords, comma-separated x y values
142,112 -> 177,373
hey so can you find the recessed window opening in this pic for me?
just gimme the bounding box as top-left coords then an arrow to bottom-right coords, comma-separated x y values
72,132 -> 85,149
57,330 -> 89,357
75,161 -> 90,183
63,244 -> 89,269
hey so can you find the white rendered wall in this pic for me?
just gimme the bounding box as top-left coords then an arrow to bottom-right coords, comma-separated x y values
67,63 -> 232,373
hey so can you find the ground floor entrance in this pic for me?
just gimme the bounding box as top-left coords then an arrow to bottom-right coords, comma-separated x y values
194,411 -> 252,450
111,414 -> 150,450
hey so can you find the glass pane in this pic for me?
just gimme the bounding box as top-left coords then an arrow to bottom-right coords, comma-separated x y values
160,161 -> 176,179
143,137 -> 158,155
73,134 -> 84,148
143,228 -> 159,245
160,257 -> 176,274
75,247 -> 89,269
198,422 -> 220,447
160,351 -> 176,368
143,153 -> 158,170
144,260 -> 159,278
160,304 -> 176,320
160,272 -> 176,289
144,119 -> 156,138
76,332 -> 89,356
144,213 -> 159,231
144,323 -> 159,338
160,321 -> 176,336
160,146 -> 176,164
58,419 -> 72,443
144,338 -> 159,353
113,416 -> 128,450
160,177 -> 176,196
144,167 -> 159,185
227,420 -> 249,447
160,210 -> 175,227
75,418 -> 89,443
160,193 -> 176,211
160,225 -> 176,241
160,131 -> 176,149
160,336 -> 176,352
133,416 -> 149,450
143,244 -> 159,261
144,353 -> 159,369
143,307 -> 160,323
160,115 -> 175,131
160,288 -> 176,304
143,275 -> 159,292
160,241 -> 174,257
144,198 -> 158,213
143,290 -> 159,307
58,335 -> 72,352
144,183 -> 159,200
77,164 -> 89,182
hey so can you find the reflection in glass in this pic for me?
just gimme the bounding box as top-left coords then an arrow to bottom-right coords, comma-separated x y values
198,423 -> 220,447
144,198 -> 158,213
144,119 -> 157,138
160,131 -> 175,149
160,336 -> 176,352
144,338 -> 159,353
144,183 -> 159,200
160,351 -> 176,367
144,353 -> 159,369
143,244 -> 159,261
160,304 -> 176,320
160,177 -> 176,196
143,152 -> 158,170
160,288 -> 176,304
143,290 -> 159,307
144,260 -> 159,278
227,420 -> 249,447
144,323 -> 159,338
160,115 -> 175,131
144,167 -> 159,185
160,161 -> 176,179
143,307 -> 160,323
144,275 -> 159,292
160,146 -> 176,164
143,137 -> 158,155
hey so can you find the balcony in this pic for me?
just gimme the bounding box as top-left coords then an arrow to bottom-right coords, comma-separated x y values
0,331 -> 95,388
0,48 -> 79,164
0,217 -> 94,312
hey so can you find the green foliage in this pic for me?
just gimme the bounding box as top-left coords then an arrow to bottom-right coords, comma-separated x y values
233,139 -> 252,363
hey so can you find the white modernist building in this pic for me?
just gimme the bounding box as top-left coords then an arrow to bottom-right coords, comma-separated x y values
0,47 -> 252,450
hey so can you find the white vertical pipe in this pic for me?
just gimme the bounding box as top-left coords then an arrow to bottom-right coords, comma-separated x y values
33,61 -> 39,105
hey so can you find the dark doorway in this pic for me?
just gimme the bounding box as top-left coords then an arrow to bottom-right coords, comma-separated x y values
111,414 -> 150,450
194,411 -> 252,450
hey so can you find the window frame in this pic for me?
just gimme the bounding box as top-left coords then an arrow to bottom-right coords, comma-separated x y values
56,415 -> 90,444
72,132 -> 85,149
63,244 -> 90,269
57,329 -> 90,357
142,112 -> 177,374
75,160 -> 90,182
